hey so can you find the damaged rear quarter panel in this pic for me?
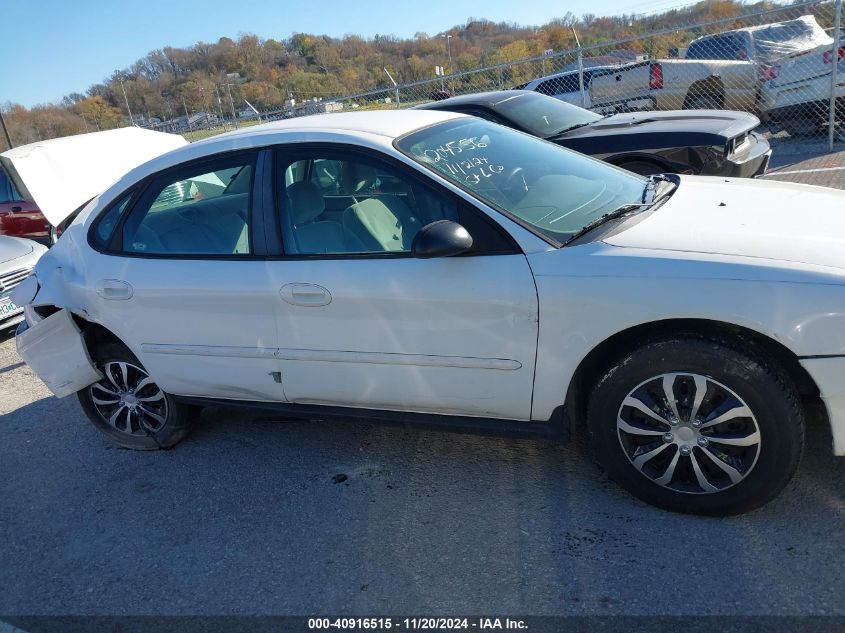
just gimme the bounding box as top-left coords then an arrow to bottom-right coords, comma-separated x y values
16,225 -> 106,397
16,309 -> 103,398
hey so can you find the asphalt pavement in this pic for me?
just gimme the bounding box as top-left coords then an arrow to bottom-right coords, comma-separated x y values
1,325 -> 844,617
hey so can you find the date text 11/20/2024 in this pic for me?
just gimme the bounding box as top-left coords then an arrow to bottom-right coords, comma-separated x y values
308,618 -> 528,630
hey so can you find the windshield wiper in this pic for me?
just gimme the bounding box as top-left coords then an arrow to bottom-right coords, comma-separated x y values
551,121 -> 593,136
563,202 -> 653,246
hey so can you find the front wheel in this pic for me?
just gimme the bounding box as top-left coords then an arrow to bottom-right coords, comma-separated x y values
587,336 -> 804,515
78,343 -> 193,450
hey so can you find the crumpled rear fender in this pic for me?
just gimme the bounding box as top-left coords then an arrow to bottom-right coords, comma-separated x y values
12,236 -> 103,398
16,309 -> 103,398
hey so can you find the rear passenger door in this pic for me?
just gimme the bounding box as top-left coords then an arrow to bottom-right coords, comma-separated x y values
84,150 -> 286,402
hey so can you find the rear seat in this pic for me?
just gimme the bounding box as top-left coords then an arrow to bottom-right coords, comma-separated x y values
133,193 -> 250,254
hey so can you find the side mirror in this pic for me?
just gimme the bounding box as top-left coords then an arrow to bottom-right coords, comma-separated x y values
411,220 -> 473,259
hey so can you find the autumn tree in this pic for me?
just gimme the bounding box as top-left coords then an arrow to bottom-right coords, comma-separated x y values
74,96 -> 124,131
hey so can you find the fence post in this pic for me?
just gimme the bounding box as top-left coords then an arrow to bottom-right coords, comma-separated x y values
830,0 -> 843,150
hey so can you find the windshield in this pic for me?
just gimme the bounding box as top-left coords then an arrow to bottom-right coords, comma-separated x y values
494,92 -> 602,137
396,118 -> 647,244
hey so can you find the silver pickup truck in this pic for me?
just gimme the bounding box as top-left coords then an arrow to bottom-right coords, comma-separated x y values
590,15 -> 842,131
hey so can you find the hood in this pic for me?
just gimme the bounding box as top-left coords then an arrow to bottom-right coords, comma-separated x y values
0,127 -> 188,226
604,176 -> 845,270
0,235 -> 34,264
562,110 -> 759,142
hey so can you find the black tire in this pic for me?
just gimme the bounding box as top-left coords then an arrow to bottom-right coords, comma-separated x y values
587,335 -> 803,515
616,160 -> 666,176
78,342 -> 193,450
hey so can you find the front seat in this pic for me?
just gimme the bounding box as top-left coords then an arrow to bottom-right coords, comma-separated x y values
286,181 -> 365,254
340,163 -> 421,252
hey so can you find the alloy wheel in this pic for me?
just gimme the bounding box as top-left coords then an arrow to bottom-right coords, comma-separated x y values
617,372 -> 761,494
88,361 -> 168,437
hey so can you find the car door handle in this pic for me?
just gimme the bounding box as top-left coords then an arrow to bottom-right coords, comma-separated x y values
280,283 -> 332,307
97,279 -> 133,300
10,206 -> 21,212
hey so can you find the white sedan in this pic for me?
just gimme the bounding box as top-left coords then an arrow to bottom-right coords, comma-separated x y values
12,110 -> 845,515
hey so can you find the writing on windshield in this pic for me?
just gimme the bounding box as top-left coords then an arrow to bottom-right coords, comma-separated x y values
396,119 -> 646,244
421,137 -> 506,186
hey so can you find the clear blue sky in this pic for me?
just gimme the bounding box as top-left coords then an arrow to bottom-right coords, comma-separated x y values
0,0 -> 691,107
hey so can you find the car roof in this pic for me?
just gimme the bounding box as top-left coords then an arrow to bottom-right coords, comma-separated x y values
77,109 -> 469,228
126,109 -> 466,195
192,110 -> 464,150
416,90 -> 533,110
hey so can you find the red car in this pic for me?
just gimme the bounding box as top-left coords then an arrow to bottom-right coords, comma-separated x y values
0,168 -> 51,244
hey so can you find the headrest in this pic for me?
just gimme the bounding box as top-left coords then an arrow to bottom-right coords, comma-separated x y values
340,162 -> 377,195
286,181 -> 325,225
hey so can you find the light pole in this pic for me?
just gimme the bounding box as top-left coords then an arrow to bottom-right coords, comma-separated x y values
442,34 -> 453,73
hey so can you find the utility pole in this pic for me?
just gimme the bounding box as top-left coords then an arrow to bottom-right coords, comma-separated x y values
225,80 -> 239,129
118,75 -> 136,126
199,85 -> 212,118
182,96 -> 192,132
214,84 -> 228,130
0,108 -> 12,149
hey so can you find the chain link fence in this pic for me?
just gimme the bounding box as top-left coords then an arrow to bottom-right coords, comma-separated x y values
206,0 -> 836,150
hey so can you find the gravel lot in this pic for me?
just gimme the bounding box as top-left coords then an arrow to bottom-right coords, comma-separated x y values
1,322 -> 845,617
2,141 -> 845,620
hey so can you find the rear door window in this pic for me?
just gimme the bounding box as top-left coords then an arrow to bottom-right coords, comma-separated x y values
535,73 -> 579,96
687,34 -> 747,60
120,155 -> 254,256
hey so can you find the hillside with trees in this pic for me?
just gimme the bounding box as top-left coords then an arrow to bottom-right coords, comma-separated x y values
0,0 -> 829,150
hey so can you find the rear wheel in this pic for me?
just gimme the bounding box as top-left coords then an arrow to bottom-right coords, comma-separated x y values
78,343 -> 192,450
587,336 -> 803,515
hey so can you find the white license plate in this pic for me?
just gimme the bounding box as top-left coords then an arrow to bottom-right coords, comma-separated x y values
0,296 -> 21,318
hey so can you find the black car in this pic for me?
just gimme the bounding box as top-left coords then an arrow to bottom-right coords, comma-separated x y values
416,90 -> 771,177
